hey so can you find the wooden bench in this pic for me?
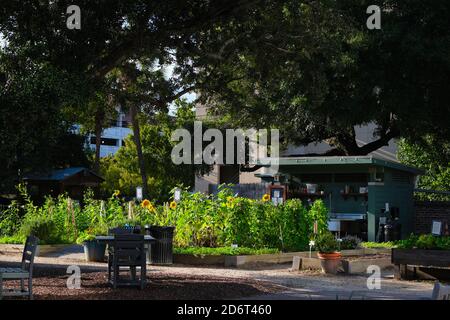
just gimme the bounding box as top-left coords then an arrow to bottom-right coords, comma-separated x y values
0,236 -> 39,300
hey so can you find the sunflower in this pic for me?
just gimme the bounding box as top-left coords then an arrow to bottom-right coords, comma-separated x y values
226,196 -> 235,209
262,193 -> 270,202
141,199 -> 151,208
169,201 -> 177,209
147,203 -> 156,213
113,190 -> 120,197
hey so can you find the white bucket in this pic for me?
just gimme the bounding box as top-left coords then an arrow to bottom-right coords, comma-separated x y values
306,183 -> 318,194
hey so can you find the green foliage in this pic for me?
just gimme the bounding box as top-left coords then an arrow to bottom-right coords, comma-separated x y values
361,241 -> 397,249
100,104 -> 208,202
308,200 -> 329,235
0,54 -> 90,194
315,231 -> 339,254
0,235 -> 26,244
76,232 -> 96,245
0,201 -> 21,236
2,185 -> 330,250
156,186 -> 328,251
398,138 -> 450,201
18,215 -> 62,245
397,234 -> 450,250
173,247 -> 279,256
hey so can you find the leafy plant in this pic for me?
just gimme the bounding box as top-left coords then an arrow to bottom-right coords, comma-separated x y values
76,223 -> 108,245
340,235 -> 362,250
0,235 -> 26,244
315,231 -> 339,253
18,215 -> 62,245
173,246 -> 279,256
415,234 -> 437,249
396,234 -> 450,250
361,241 -> 397,249
0,201 -> 21,237
76,231 -> 96,245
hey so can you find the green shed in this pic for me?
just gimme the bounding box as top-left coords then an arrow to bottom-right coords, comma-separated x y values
256,156 -> 423,242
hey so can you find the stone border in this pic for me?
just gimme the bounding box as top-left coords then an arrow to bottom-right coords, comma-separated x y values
0,244 -> 76,257
0,243 -> 392,268
292,255 -> 393,274
173,248 -> 391,268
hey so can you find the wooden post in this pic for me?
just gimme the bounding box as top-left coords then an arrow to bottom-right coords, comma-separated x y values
100,200 -> 105,217
128,201 -> 133,219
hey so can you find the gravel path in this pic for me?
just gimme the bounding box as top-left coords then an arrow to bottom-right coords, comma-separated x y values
0,252 -> 435,300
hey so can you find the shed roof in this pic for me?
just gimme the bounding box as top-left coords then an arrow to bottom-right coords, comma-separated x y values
23,167 -> 104,182
257,156 -> 424,175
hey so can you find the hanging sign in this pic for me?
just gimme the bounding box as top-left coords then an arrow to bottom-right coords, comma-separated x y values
432,220 -> 442,236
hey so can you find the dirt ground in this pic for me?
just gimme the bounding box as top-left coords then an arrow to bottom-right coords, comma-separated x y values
0,252 -> 436,300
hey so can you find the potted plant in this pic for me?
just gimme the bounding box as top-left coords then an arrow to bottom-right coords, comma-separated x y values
315,231 -> 341,274
76,224 -> 108,262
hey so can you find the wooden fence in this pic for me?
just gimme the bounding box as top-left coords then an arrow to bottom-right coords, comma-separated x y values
208,183 -> 269,200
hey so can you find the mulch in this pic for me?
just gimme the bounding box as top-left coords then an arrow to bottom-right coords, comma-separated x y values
1,266 -> 283,300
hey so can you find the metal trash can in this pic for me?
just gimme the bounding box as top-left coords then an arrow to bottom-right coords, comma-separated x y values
145,225 -> 175,265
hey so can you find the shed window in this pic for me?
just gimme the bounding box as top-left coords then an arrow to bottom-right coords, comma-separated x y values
391,172 -> 411,184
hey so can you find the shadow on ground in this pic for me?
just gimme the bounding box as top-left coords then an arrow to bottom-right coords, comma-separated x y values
1,262 -> 282,300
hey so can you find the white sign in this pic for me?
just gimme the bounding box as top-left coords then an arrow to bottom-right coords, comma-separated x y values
273,190 -> 280,198
136,186 -> 143,201
174,188 -> 181,202
432,221 -> 442,236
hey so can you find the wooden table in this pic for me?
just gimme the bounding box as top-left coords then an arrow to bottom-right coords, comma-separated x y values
95,235 -> 156,244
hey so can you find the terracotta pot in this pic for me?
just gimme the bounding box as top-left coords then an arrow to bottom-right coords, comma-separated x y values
317,252 -> 342,274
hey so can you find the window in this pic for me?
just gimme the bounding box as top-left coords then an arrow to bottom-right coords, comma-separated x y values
90,137 -> 118,146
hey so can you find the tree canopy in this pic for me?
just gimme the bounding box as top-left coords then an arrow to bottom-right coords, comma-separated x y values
1,1 -> 450,195
191,0 -> 450,155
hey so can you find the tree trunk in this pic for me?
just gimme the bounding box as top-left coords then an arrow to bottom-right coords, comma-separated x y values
93,109 -> 104,173
130,104 -> 149,198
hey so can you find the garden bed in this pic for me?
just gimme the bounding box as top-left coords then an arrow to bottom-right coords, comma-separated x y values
173,248 -> 391,268
293,253 -> 392,274
392,248 -> 450,280
0,243 -> 79,257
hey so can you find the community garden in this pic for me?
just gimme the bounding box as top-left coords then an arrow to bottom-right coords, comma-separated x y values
0,184 -> 331,253
2,184 -> 449,257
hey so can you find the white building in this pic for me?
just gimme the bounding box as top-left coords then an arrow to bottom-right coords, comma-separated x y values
86,111 -> 133,158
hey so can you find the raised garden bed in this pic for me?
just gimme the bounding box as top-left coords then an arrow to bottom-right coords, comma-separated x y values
0,244 -> 77,257
173,248 -> 391,268
292,254 -> 392,274
392,248 -> 450,280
